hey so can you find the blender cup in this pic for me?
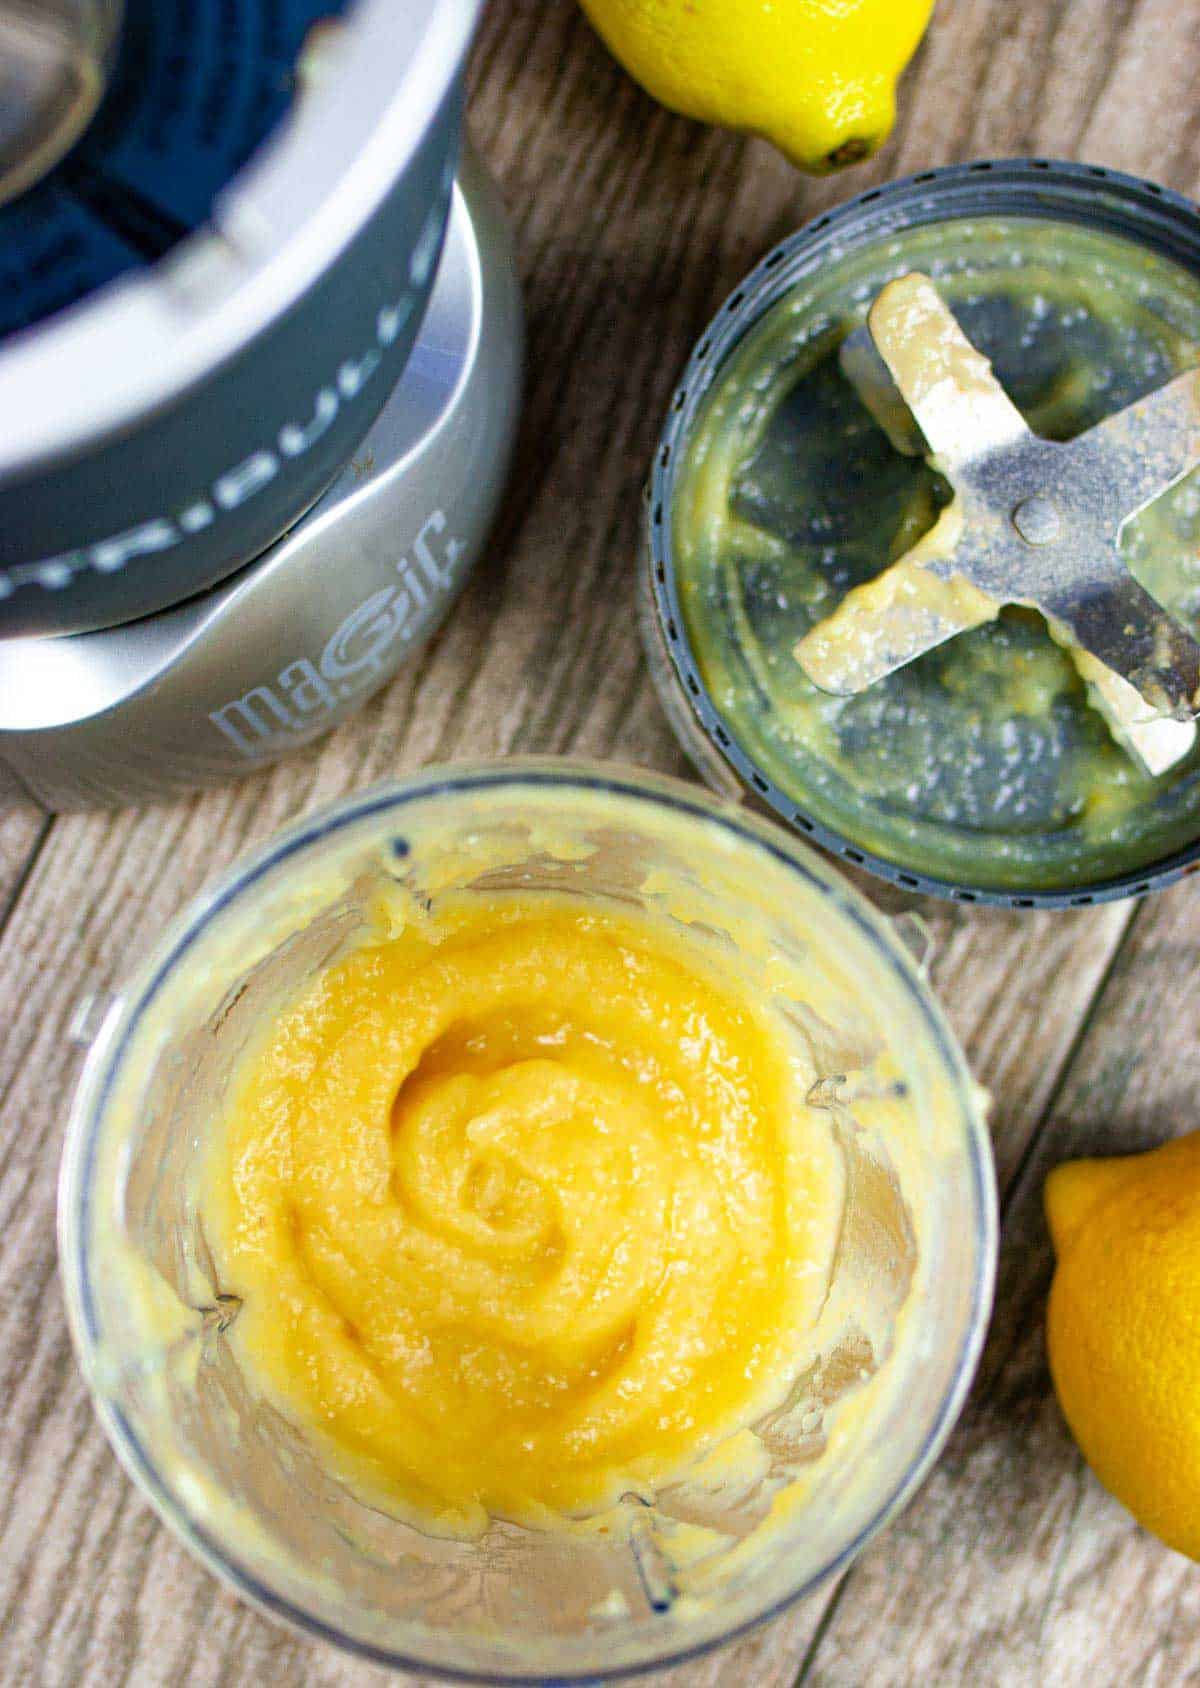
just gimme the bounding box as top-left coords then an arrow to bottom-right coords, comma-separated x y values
59,761 -> 996,1682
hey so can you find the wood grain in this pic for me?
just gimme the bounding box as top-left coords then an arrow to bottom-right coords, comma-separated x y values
0,799 -> 44,930
1,1 -> 1198,1684
796,880 -> 1200,1688
786,7 -> 1200,1676
0,756 -> 46,933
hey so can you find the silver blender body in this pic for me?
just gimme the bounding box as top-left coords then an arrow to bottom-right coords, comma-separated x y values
0,0 -> 524,807
0,143 -> 522,809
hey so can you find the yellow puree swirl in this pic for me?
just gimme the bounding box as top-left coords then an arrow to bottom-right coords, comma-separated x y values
201,899 -> 842,1538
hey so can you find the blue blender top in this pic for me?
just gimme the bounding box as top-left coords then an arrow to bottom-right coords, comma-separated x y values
0,0 -> 354,342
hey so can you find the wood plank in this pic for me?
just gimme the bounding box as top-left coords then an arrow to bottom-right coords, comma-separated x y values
0,0 -> 1191,1683
785,5 -> 1200,1677
0,759 -> 48,930
795,877 -> 1200,1688
0,802 -> 45,926
662,0 -> 1200,1670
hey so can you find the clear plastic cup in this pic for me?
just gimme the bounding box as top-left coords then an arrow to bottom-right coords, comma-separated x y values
59,760 -> 996,1682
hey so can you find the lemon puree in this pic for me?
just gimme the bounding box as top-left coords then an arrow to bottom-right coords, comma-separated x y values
200,896 -> 843,1539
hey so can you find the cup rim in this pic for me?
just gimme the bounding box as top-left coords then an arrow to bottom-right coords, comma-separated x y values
58,757 -> 998,1684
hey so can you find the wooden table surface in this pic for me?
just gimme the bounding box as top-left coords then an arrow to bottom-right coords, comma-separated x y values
4,2 -> 1200,1683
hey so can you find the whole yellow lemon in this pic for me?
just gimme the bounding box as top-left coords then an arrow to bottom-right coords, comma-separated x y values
1046,1135 -> 1200,1559
577,0 -> 935,173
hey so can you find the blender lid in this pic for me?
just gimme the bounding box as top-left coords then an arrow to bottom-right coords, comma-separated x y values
646,160 -> 1200,908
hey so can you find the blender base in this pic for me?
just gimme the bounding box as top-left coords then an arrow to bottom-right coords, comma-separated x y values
0,147 -> 521,810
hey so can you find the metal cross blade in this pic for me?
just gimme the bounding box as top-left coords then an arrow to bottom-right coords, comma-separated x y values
795,273 -> 1200,773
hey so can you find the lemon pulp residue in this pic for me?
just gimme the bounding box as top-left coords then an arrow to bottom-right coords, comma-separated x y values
674,217 -> 1200,890
200,897 -> 843,1538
